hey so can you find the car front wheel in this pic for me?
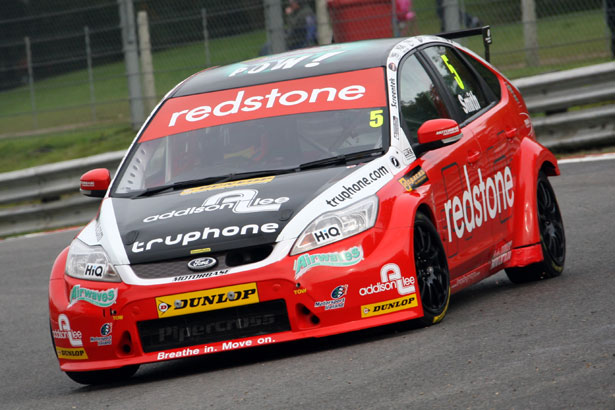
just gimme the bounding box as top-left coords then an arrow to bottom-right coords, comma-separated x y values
414,212 -> 450,326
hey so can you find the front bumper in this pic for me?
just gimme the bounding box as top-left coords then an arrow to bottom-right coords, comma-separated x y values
49,227 -> 424,372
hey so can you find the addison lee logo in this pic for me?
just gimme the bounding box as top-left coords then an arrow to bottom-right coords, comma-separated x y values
143,189 -> 289,223
187,257 -> 217,272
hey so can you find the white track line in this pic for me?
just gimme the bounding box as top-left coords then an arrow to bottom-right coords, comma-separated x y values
558,152 -> 615,164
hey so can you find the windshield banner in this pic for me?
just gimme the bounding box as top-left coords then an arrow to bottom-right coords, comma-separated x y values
139,68 -> 386,142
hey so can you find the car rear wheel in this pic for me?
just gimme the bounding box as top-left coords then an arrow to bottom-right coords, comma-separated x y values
65,365 -> 139,385
505,171 -> 565,284
414,212 -> 450,326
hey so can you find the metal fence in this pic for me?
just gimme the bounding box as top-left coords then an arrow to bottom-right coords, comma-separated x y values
1,0 -> 614,137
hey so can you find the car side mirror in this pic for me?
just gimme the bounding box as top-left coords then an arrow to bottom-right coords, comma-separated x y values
80,168 -> 110,198
417,118 -> 462,145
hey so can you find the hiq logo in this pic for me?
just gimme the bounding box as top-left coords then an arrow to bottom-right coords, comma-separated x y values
84,263 -> 105,278
313,225 -> 342,244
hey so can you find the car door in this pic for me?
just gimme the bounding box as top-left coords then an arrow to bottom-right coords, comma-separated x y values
396,52 -> 490,280
420,44 -> 518,272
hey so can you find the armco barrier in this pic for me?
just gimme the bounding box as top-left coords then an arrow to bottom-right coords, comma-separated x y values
512,62 -> 615,151
0,150 -> 124,237
0,62 -> 614,237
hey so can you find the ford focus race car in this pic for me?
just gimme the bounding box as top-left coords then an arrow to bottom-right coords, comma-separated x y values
49,29 -> 566,384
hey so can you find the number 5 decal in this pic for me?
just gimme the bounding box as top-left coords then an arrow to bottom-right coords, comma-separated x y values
441,55 -> 465,90
370,109 -> 383,128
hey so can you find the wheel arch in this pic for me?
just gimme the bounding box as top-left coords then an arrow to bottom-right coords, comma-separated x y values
511,137 -> 560,249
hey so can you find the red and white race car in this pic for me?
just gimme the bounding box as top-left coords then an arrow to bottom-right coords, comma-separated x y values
49,28 -> 565,384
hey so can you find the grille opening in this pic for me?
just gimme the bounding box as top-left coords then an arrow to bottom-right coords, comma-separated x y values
226,245 -> 273,267
131,244 -> 275,279
137,299 -> 290,353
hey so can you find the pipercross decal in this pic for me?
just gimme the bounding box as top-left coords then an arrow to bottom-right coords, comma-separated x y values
444,165 -> 514,242
69,285 -> 118,308
398,167 -> 428,192
140,68 -> 386,142
155,283 -> 259,318
131,222 -> 279,253
294,246 -> 363,279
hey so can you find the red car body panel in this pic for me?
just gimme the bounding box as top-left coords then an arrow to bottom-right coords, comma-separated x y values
49,35 -> 562,376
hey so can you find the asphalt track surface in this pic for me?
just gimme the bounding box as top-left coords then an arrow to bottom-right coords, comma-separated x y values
1,157 -> 614,410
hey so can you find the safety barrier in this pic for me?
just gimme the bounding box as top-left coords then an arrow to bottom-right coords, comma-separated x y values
513,61 -> 615,151
0,62 -> 614,237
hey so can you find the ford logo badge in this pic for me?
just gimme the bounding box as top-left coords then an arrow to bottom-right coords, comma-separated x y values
187,257 -> 217,271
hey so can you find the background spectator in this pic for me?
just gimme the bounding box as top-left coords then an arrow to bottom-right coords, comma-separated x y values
285,0 -> 317,50
396,0 -> 417,36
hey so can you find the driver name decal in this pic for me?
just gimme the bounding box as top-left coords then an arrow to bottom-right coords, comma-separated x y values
140,68 -> 386,142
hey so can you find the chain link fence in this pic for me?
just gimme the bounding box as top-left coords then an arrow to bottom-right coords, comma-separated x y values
0,0 -> 613,137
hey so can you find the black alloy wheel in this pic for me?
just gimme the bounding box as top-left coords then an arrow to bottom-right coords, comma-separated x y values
506,171 -> 565,283
414,212 -> 450,326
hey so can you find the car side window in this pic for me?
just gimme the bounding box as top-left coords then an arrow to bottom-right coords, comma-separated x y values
398,54 -> 451,145
422,46 -> 489,123
464,53 -> 502,101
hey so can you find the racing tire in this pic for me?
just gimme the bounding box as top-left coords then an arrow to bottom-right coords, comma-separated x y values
65,365 -> 140,385
505,172 -> 565,284
414,212 -> 451,326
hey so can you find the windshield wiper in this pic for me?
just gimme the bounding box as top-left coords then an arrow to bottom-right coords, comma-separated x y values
131,175 -> 232,198
131,168 -> 298,198
298,148 -> 385,171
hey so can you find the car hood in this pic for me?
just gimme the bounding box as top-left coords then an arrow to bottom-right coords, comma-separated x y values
111,166 -> 359,264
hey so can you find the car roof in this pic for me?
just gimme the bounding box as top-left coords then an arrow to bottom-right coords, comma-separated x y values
172,37 -> 405,98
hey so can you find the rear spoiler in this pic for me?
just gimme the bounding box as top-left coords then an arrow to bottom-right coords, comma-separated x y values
437,26 -> 492,62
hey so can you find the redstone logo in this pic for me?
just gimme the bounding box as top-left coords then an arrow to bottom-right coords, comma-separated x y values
139,68 -> 386,142
444,165 -> 514,242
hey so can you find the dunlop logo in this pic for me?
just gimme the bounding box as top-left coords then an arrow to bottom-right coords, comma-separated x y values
156,283 -> 259,318
361,294 -> 417,318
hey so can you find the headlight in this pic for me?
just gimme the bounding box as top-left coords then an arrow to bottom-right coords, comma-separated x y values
291,195 -> 378,255
65,239 -> 121,282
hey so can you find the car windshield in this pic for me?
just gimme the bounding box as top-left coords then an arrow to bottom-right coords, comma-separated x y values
112,107 -> 389,196
112,67 -> 388,196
